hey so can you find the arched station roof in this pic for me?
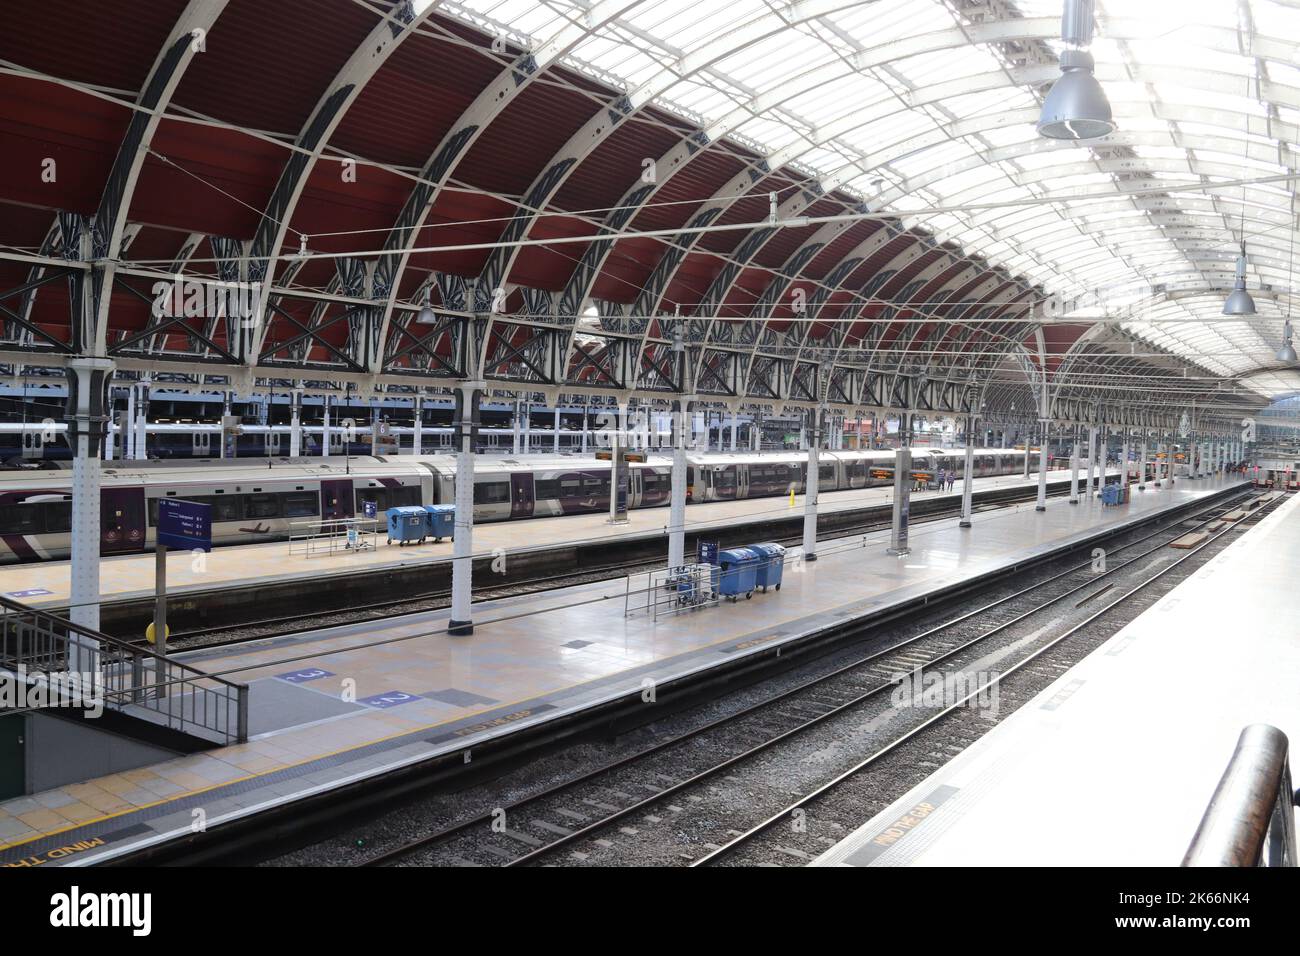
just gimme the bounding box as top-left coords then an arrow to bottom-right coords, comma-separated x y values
1,0 -> 1297,429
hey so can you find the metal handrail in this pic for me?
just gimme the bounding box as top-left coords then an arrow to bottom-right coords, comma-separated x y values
0,594 -> 248,744
1183,724 -> 1298,867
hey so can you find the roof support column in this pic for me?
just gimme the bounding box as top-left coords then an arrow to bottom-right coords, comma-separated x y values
803,405 -> 822,563
1121,432 -> 1131,487
450,382 -> 483,637
412,396 -> 424,456
289,387 -> 303,458
1035,419 -> 1050,512
1139,435 -> 1148,491
1085,426 -> 1098,496
1069,429 -> 1081,504
65,356 -> 114,655
668,400 -> 689,571
888,414 -> 912,556
959,416 -> 975,528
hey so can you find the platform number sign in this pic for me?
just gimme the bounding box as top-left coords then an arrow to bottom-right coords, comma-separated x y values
156,498 -> 212,552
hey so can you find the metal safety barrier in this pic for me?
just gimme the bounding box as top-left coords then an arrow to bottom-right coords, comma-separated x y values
288,517 -> 383,558
624,564 -> 721,620
0,595 -> 248,745
1183,724 -> 1298,867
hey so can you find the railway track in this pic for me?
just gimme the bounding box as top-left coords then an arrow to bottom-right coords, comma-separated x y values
164,487 -> 1054,650
335,487 -> 1262,868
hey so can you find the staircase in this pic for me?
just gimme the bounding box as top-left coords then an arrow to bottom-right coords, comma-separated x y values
0,594 -> 248,752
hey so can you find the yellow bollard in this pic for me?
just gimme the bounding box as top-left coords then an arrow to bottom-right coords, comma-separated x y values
789,487 -> 796,508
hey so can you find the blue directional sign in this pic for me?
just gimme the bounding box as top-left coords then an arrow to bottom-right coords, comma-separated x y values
697,541 -> 719,565
157,498 -> 212,552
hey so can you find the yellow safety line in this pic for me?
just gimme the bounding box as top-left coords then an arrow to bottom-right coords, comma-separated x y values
0,624 -> 786,856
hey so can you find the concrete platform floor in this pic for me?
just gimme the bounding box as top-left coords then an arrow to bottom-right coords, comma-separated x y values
0,466 -> 1109,608
0,473 -> 1236,866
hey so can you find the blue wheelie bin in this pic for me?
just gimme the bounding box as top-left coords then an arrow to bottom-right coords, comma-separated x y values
749,542 -> 787,592
718,547 -> 759,601
387,505 -> 429,545
423,504 -> 456,542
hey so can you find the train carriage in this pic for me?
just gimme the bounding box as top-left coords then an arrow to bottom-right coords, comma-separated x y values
0,447 -> 1031,562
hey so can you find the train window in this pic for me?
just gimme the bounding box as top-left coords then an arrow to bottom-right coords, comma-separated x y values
473,482 -> 510,504
282,492 -> 319,518
714,468 -> 737,490
247,494 -> 281,519
356,490 -> 387,513
0,503 -> 39,534
207,497 -> 244,523
559,478 -> 582,497
819,464 -> 834,480
390,486 -> 421,507
42,501 -> 71,533
534,479 -> 560,499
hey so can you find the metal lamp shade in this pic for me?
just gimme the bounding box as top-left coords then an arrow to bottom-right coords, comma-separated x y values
1037,50 -> 1114,141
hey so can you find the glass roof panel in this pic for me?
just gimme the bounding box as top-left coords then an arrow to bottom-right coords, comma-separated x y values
445,0 -> 1300,393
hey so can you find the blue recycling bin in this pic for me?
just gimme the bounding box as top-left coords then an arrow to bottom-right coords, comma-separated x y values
423,504 -> 455,542
748,542 -> 787,592
387,505 -> 429,545
718,547 -> 759,600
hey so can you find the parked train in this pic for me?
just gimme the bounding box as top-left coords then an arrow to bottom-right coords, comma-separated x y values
0,421 -> 589,464
0,447 -> 1033,562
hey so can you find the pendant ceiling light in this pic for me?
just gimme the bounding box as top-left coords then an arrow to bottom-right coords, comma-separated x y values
1222,245 -> 1257,315
1278,321 -> 1297,364
416,286 -> 437,324
1037,0 -> 1114,141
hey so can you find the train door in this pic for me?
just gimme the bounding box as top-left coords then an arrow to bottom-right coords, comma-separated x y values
510,472 -> 535,518
100,487 -> 146,553
192,431 -> 212,457
321,478 -> 354,520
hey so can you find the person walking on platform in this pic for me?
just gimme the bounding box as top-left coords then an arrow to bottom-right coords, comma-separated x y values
946,470 -> 956,492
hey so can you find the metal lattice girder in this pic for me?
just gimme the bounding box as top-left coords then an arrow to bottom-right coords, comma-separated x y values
87,0 -> 228,356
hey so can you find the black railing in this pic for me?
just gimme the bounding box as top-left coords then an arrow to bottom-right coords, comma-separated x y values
0,594 -> 248,745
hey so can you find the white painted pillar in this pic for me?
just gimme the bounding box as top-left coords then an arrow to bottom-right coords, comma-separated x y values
1139,438 -> 1148,490
1120,433 -> 1130,485
321,396 -> 331,457
67,358 -> 114,666
411,396 -> 424,456
124,386 -> 135,459
1069,438 -> 1080,503
729,413 -> 737,451
668,402 -> 689,569
959,421 -> 975,528
133,383 -> 149,460
289,390 -> 302,457
553,407 -> 561,453
1085,426 -> 1097,496
803,408 -> 821,562
449,383 -> 481,636
888,415 -> 912,555
1035,422 -> 1049,511
522,402 -> 531,454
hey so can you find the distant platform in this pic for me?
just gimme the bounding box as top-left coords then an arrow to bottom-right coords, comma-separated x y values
0,474 -> 1243,866
1,467 -> 1103,609
812,489 -> 1298,868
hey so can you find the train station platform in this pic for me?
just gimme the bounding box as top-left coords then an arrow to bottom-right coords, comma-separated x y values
0,466 -> 1107,628
0,473 -> 1244,866
812,489 -> 1299,868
